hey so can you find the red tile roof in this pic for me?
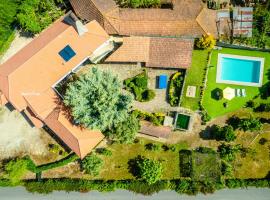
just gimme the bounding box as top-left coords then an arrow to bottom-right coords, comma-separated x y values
70,0 -> 217,37
0,16 -> 109,158
106,36 -> 194,68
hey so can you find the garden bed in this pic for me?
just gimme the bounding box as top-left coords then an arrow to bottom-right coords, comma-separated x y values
175,113 -> 191,130
168,71 -> 185,106
124,70 -> 155,102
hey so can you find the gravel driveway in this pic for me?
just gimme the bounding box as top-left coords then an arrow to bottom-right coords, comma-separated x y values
0,107 -> 48,159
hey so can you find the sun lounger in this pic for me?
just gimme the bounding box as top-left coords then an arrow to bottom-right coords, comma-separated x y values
236,89 -> 241,97
241,89 -> 246,97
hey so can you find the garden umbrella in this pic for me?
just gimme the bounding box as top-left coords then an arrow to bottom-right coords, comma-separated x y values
223,87 -> 235,100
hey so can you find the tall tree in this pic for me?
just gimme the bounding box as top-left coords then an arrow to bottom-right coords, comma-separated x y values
64,67 -> 133,131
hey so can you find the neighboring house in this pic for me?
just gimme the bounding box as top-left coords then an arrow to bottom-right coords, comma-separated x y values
69,0 -> 218,38
106,37 -> 194,68
0,13 -> 115,158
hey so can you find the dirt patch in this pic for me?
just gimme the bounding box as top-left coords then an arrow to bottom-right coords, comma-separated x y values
0,107 -> 48,159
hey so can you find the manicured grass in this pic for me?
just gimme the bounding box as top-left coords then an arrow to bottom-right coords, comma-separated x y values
202,48 -> 270,118
95,138 -> 189,180
233,131 -> 270,179
181,50 -> 210,110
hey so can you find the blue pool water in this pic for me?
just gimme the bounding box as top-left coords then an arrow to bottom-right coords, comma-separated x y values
220,57 -> 261,84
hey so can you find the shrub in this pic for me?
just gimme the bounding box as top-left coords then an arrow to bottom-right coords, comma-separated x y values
64,67 -> 133,131
168,72 -> 184,106
124,70 -> 155,102
218,144 -> 241,162
195,147 -> 216,154
145,143 -> 161,151
117,0 -> 161,8
238,117 -> 263,132
259,138 -> 268,145
201,109 -> 211,125
254,103 -> 270,112
141,89 -> 155,102
221,160 -> 233,177
196,34 -> 216,50
81,154 -> 104,176
96,148 -> 112,156
129,156 -> 163,185
4,158 -> 29,184
133,109 -> 165,126
211,125 -> 236,142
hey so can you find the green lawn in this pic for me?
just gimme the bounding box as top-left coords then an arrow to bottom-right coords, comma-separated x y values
202,48 -> 270,118
94,138 -> 189,180
181,50 -> 210,110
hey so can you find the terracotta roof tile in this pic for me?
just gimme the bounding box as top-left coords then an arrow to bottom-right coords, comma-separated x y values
106,37 -> 193,68
70,0 -> 216,37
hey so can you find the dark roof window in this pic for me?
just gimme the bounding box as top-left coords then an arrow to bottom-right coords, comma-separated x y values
59,45 -> 76,62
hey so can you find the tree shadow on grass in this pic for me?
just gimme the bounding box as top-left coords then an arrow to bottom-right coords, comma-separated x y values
259,69 -> 270,99
226,115 -> 241,130
127,155 -> 143,178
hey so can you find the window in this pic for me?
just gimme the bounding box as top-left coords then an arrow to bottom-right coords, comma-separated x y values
59,45 -> 76,62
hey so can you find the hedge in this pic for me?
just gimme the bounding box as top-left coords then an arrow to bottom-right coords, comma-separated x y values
27,153 -> 79,173
0,178 -> 269,195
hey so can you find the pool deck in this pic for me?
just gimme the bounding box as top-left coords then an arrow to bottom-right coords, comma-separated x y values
216,53 -> 265,87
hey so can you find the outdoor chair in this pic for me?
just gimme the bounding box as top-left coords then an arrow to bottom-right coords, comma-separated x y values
241,89 -> 246,97
235,89 -> 241,97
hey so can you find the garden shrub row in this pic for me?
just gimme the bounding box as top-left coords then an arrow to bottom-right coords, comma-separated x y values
168,72 -> 185,106
133,109 -> 165,126
3,178 -> 266,195
124,70 -> 155,102
27,153 -> 79,173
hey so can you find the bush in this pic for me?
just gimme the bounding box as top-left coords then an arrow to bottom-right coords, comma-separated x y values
145,143 -> 161,151
259,138 -> 268,145
195,147 -> 216,154
211,125 -> 236,142
117,0 -> 161,8
218,144 -> 241,162
254,103 -> 270,112
141,89 -> 156,102
81,154 -> 104,176
201,109 -> 211,125
124,70 -> 155,102
4,158 -> 30,184
96,148 -> 112,156
168,72 -> 184,106
221,160 -> 233,177
133,109 -> 165,126
196,34 -> 216,50
238,117 -> 263,132
129,156 -> 163,185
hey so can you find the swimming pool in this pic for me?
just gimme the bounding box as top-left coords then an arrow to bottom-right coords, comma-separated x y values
216,54 -> 264,87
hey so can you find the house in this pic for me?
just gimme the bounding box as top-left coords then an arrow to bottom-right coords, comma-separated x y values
69,0 -> 218,38
105,36 -> 194,68
0,13 -> 116,158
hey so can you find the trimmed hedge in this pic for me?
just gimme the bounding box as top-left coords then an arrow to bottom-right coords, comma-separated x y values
18,178 -> 270,195
168,72 -> 185,106
27,153 -> 79,173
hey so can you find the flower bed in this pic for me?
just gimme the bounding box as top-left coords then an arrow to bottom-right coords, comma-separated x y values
168,72 -> 185,106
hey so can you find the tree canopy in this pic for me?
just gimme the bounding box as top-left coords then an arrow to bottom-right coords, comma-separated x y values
81,154 -> 103,176
64,68 -> 133,131
129,156 -> 163,185
211,125 -> 236,142
106,112 -> 140,144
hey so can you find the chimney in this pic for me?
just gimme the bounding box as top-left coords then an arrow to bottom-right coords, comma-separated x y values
64,12 -> 88,36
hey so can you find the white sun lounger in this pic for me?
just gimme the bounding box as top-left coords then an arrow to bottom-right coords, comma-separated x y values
241,89 -> 246,97
236,89 -> 241,97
